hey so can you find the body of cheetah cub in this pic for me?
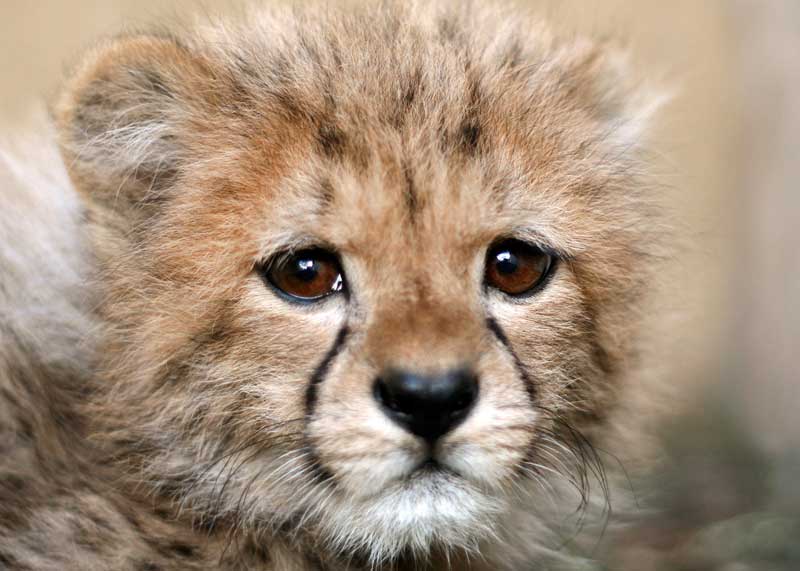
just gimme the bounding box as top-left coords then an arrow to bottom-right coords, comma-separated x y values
0,1 -> 664,569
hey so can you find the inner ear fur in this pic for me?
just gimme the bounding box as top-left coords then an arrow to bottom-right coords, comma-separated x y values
55,34 -> 214,218
560,40 -> 666,149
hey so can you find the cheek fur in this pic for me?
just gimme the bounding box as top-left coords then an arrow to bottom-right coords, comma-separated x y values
439,349 -> 539,488
307,352 -> 426,496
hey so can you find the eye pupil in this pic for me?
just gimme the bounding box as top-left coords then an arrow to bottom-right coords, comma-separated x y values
494,250 -> 518,275
295,259 -> 319,281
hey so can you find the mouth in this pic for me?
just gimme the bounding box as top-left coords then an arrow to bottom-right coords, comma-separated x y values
409,457 -> 461,480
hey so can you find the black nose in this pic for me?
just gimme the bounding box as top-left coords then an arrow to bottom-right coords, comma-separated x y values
373,368 -> 479,443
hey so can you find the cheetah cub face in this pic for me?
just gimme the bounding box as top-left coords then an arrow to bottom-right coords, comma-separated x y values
56,2 -> 660,565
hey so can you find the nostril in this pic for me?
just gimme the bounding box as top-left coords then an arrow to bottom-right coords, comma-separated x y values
446,372 -> 478,420
451,372 -> 478,406
373,377 -> 389,406
374,375 -> 400,412
452,398 -> 470,414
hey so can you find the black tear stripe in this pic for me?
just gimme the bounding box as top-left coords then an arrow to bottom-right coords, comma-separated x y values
304,326 -> 350,419
485,317 -> 536,405
303,326 -> 349,487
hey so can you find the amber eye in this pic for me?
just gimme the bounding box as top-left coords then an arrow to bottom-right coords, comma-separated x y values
265,249 -> 345,302
484,239 -> 554,296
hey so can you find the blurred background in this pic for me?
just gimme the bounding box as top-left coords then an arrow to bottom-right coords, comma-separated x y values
1,1 -> 797,569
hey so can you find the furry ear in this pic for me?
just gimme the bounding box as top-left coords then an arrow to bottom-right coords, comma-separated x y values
55,35 -> 213,216
560,40 -> 668,150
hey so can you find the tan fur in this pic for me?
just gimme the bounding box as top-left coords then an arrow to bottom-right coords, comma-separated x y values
0,2 -> 664,569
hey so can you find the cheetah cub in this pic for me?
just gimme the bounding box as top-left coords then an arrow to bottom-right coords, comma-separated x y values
0,1 -> 664,569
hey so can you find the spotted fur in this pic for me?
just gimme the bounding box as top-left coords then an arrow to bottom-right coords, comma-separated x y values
0,1 -> 664,569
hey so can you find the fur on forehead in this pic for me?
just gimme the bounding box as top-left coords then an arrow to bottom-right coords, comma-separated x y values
56,0 -> 660,240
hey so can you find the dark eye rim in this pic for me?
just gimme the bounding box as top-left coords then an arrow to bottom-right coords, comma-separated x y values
483,238 -> 559,298
259,247 -> 347,305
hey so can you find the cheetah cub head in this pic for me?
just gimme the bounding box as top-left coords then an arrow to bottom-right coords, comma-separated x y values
56,2 -> 661,566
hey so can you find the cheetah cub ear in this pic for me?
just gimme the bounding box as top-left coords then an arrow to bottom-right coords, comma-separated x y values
558,38 -> 667,151
55,35 -> 214,220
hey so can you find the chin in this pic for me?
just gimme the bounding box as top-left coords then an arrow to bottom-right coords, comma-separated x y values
306,466 -> 507,565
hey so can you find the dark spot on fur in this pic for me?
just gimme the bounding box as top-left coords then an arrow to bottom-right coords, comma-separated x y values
403,68 -> 422,109
133,166 -> 179,197
592,342 -> 615,377
139,69 -> 174,99
317,124 -> 346,159
244,539 -> 271,564
319,178 -> 336,206
203,312 -> 233,346
2,474 -> 27,493
402,162 -> 418,220
137,562 -> 161,571
269,87 -> 308,123
168,542 -> 197,559
0,504 -> 26,530
453,69 -> 483,155
154,507 -> 174,521
78,86 -> 112,113
459,120 -> 481,153
392,67 -> 423,128
0,551 -> 21,568
16,416 -> 34,441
